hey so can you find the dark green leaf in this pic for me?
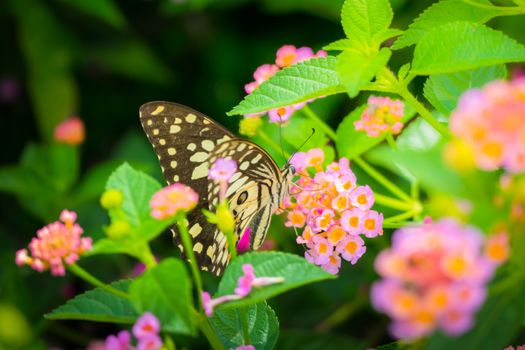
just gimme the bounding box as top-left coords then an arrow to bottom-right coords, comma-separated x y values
412,22 -> 525,75
336,48 -> 391,97
55,0 -> 126,29
129,259 -> 195,335
210,302 -> 279,350
45,280 -> 136,323
217,252 -> 335,309
423,65 -> 507,115
278,329 -> 367,349
227,57 -> 344,116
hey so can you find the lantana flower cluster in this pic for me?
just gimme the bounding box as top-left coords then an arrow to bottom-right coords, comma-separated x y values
105,312 -> 163,350
149,183 -> 199,220
240,45 -> 326,133
284,148 -> 384,274
202,263 -> 284,316
450,78 -> 525,172
371,219 -> 509,339
16,210 -> 92,276
354,96 -> 405,137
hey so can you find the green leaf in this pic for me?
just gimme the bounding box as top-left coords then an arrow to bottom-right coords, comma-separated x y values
106,163 -> 161,228
227,56 -> 344,116
323,39 -> 354,51
209,302 -> 279,350
336,48 -> 391,97
217,252 -> 335,309
129,258 -> 195,335
48,144 -> 80,193
412,22 -> 525,75
393,0 -> 505,50
45,280 -> 137,323
423,65 -> 507,115
336,103 -> 416,159
341,0 -> 394,49
283,114 -> 329,150
9,0 -> 78,140
55,0 -> 126,29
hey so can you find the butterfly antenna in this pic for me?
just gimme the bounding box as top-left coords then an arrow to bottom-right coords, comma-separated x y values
288,128 -> 316,164
278,116 -> 287,163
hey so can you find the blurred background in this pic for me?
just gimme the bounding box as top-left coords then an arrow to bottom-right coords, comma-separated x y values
1,0 -> 525,349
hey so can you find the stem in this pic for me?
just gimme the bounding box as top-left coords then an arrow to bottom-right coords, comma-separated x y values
138,243 -> 157,269
375,193 -> 413,211
386,133 -> 397,150
240,306 -> 251,344
257,129 -> 289,158
176,213 -> 204,311
397,86 -> 452,139
382,221 -> 410,229
68,263 -> 129,299
301,105 -> 338,141
194,311 -> 226,350
224,227 -> 237,261
316,293 -> 367,331
383,209 -> 420,224
353,156 -> 411,202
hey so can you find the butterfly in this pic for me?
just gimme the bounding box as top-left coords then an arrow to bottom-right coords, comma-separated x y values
139,101 -> 295,275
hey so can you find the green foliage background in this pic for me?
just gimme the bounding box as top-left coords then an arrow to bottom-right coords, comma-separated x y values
1,0 -> 525,349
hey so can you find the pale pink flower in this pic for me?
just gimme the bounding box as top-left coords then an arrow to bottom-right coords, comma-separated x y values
235,264 -> 256,297
305,148 -> 324,168
275,45 -> 325,67
321,253 -> 341,275
354,96 -> 405,137
209,158 -> 237,183
235,346 -> 256,350
54,117 -> 85,145
133,312 -> 161,340
289,152 -> 308,173
137,335 -> 163,350
340,208 -> 364,235
150,183 -> 198,219
361,210 -> 383,238
349,185 -> 375,210
268,106 -> 294,124
311,235 -> 332,265
253,64 -> 279,84
201,292 -> 242,317
336,235 -> 366,264
105,330 -> 130,350
15,210 -> 92,276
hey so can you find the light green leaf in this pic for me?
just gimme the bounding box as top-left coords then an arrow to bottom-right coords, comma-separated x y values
106,163 -> 161,228
227,56 -> 344,116
341,0 -> 394,48
395,117 -> 441,152
45,280 -> 136,323
55,0 -> 126,29
210,302 -> 279,350
513,0 -> 525,5
412,22 -> 525,75
423,65 -> 507,115
336,103 -> 416,159
393,0 -> 505,50
10,0 -> 78,140
323,39 -> 354,51
129,259 -> 195,335
336,48 -> 391,97
217,252 -> 335,309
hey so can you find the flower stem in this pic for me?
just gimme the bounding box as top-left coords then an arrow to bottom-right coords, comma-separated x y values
176,213 -> 204,311
68,263 -> 129,299
257,129 -> 290,159
194,310 -> 225,350
224,227 -> 237,262
383,208 -> 421,224
353,156 -> 411,202
137,243 -> 157,269
375,193 -> 414,211
301,105 -> 338,141
386,133 -> 397,150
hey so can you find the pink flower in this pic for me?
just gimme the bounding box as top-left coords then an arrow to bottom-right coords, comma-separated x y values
275,45 -> 325,67
237,227 -> 251,253
253,64 -> 279,84
15,210 -> 92,276
235,345 -> 256,350
354,96 -> 405,137
209,158 -> 237,183
321,253 -> 341,275
340,208 -> 364,235
484,232 -> 510,264
450,78 -> 525,172
336,235 -> 366,264
133,312 -> 161,340
289,152 -> 307,173
361,210 -> 383,238
349,185 -> 375,210
306,148 -> 324,168
150,184 -> 198,219
311,236 -> 333,265
371,219 -> 502,339
201,291 -> 241,317
54,117 -> 85,145
235,264 -> 256,297
105,330 -> 130,350
268,106 -> 294,124
137,335 -> 163,350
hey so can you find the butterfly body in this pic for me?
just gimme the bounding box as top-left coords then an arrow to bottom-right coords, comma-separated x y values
139,101 -> 292,275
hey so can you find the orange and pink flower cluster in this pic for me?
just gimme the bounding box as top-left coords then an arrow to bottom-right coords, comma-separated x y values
371,219 -> 509,339
283,148 -> 383,274
105,312 -> 163,350
243,45 -> 326,124
16,210 -> 92,276
354,96 -> 405,137
450,78 -> 525,172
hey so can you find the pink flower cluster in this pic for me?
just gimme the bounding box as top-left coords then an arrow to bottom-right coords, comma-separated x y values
354,96 -> 405,137
450,79 -> 525,172
16,210 -> 92,276
105,312 -> 163,350
371,219 -> 509,339
283,148 -> 383,274
150,183 -> 198,220
202,264 -> 284,316
243,45 -> 327,124
208,158 -> 237,200
54,116 -> 85,145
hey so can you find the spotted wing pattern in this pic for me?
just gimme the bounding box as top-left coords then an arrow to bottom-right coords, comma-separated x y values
139,101 -> 287,275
